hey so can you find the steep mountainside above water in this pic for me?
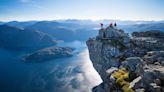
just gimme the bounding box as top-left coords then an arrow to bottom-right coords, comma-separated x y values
0,25 -> 56,50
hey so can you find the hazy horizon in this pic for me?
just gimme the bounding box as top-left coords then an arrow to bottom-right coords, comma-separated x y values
1,19 -> 164,22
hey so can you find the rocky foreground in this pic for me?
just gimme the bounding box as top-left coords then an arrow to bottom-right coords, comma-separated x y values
86,26 -> 164,92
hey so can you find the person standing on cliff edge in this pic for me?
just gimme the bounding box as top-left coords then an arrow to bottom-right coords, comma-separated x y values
100,23 -> 103,29
110,23 -> 113,28
114,23 -> 117,27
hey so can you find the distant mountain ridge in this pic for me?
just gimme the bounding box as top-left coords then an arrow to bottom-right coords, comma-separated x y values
5,21 -> 38,28
1,20 -> 164,42
0,25 -> 56,50
25,21 -> 97,41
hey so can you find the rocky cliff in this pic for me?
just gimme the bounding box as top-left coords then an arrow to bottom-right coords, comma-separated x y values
86,26 -> 164,92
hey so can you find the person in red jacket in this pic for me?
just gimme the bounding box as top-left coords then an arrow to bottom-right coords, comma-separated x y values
110,23 -> 113,27
100,23 -> 103,29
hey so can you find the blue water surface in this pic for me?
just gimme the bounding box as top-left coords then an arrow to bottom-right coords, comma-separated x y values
0,41 -> 102,92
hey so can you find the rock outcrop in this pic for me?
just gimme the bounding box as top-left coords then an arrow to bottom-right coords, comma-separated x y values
86,26 -> 164,92
23,46 -> 75,62
132,30 -> 164,50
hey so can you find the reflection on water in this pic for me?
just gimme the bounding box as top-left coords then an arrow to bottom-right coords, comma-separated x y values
0,41 -> 102,92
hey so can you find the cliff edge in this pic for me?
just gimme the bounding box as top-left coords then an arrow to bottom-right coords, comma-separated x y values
86,26 -> 164,92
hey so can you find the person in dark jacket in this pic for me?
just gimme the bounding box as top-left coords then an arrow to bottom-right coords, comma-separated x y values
114,23 -> 117,27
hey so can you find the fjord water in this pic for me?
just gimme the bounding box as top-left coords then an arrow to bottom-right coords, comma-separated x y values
0,41 -> 102,92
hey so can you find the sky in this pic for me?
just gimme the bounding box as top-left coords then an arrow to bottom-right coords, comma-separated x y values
0,0 -> 164,21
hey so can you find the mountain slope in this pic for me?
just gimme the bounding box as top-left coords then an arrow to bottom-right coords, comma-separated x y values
5,21 -> 37,28
0,25 -> 56,50
26,21 -> 97,41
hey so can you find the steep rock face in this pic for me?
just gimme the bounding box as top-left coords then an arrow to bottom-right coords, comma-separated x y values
87,26 -> 164,92
87,27 -> 132,92
87,39 -> 120,81
87,26 -> 131,81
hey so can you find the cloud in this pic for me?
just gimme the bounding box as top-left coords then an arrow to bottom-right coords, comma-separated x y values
57,49 -> 102,92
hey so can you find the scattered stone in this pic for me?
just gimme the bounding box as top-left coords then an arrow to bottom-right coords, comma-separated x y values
121,57 -> 144,78
106,67 -> 118,76
129,76 -> 142,88
158,57 -> 164,63
143,51 -> 164,65
135,88 -> 145,92
150,83 -> 161,92
143,56 -> 156,64
161,61 -> 164,66
154,79 -> 161,86
154,62 -> 161,65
